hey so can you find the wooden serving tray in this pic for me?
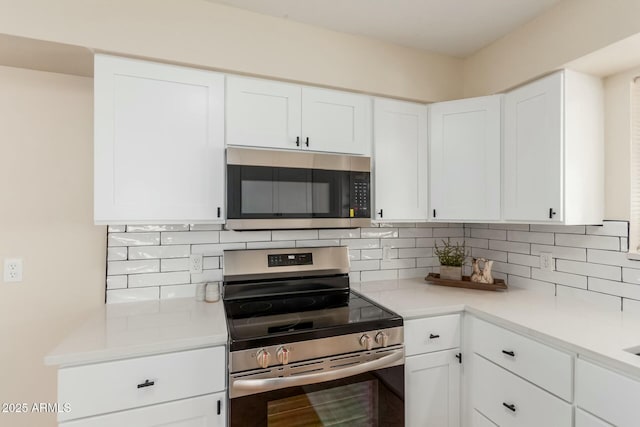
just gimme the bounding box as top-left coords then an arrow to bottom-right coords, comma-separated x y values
425,273 -> 508,291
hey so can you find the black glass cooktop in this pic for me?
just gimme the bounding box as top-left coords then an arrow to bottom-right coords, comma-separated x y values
224,290 -> 402,351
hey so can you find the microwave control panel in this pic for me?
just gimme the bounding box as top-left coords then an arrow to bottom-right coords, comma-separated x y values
351,173 -> 370,218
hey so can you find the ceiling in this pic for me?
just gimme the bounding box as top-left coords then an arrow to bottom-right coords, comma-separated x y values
206,0 -> 561,57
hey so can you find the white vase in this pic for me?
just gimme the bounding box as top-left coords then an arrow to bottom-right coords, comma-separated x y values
440,265 -> 462,281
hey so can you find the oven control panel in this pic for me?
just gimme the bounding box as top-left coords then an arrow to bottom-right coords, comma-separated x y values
268,252 -> 313,267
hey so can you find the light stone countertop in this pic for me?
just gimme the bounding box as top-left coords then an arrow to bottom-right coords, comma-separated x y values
45,298 -> 228,367
352,278 -> 640,379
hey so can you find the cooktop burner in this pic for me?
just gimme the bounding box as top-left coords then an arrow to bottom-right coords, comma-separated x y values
225,290 -> 401,351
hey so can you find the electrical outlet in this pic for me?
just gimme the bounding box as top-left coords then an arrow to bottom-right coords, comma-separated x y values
540,252 -> 554,271
189,254 -> 203,274
4,258 -> 23,282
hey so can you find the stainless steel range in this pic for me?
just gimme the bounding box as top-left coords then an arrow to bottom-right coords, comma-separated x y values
223,246 -> 405,427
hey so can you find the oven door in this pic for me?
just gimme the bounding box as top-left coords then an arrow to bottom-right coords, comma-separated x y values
229,354 -> 404,426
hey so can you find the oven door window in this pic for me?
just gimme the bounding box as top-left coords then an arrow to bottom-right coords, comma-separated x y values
227,165 -> 349,219
230,366 -> 404,427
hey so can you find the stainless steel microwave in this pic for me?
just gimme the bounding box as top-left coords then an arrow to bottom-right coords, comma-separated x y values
226,147 -> 371,230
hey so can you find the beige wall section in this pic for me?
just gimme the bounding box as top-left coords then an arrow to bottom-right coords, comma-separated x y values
0,66 -> 104,427
0,0 -> 462,102
603,67 -> 639,221
463,0 -> 640,97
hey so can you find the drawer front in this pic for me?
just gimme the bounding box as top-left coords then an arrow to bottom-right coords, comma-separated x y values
576,359 -> 640,427
468,316 -> 573,400
472,409 -> 498,427
58,346 -> 225,421
575,409 -> 614,427
405,314 -> 460,356
471,354 -> 572,427
60,392 -> 225,427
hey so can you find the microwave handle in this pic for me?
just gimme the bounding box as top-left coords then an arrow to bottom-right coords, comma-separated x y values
232,349 -> 403,394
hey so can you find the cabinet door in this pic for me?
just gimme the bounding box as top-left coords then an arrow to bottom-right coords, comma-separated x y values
430,95 -> 501,221
302,87 -> 371,155
504,72 -> 563,222
373,99 -> 428,221
94,55 -> 225,224
575,409 -> 614,427
405,349 -> 460,427
60,393 -> 225,427
226,76 -> 302,150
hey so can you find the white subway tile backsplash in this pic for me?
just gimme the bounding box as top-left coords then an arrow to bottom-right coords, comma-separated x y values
492,261 -> 530,278
398,248 -> 433,258
106,275 -> 127,290
555,234 -> 619,250
381,258 -> 415,270
489,240 -> 530,255
349,272 -> 361,283
361,249 -> 383,260
107,260 -> 159,276
398,268 -> 430,279
507,253 -> 540,268
399,228 -> 433,238
464,238 -> 489,249
381,238 -> 415,248
203,257 -> 220,270
108,232 -> 160,247
191,243 -> 246,256
556,285 -> 621,311
531,268 -> 588,289
349,250 -> 361,261
416,238 -> 437,248
161,258 -> 189,272
471,248 -> 507,262
488,224 -> 530,231
361,228 -> 398,238
341,239 -> 380,249
189,224 -> 223,231
272,229 -> 318,241
108,225 -> 126,233
350,260 -> 380,271
161,284 -> 197,299
586,221 -> 628,237
507,231 -> 554,245
587,249 -> 640,268
129,272 -> 191,288
220,230 -> 271,243
162,231 -> 220,245
191,269 -> 222,283
246,240 -> 296,249
107,247 -> 127,261
297,239 -> 341,248
556,260 -> 622,281
129,245 -> 190,260
361,269 -> 398,282
531,244 -> 586,262
433,227 -> 464,238
471,228 -> 507,240
319,229 -> 361,239
589,277 -> 640,301
623,267 -> 640,284
417,257 -> 440,268
530,224 -> 585,234
623,298 -> 640,313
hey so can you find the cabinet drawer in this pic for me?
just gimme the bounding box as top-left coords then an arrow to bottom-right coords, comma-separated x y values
468,316 -> 573,400
58,346 -> 225,421
405,314 -> 460,356
575,409 -> 614,427
472,409 -> 498,427
60,393 -> 225,427
471,354 -> 572,427
576,359 -> 640,427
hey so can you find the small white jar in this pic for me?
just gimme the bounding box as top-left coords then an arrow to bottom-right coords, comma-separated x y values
205,282 -> 220,303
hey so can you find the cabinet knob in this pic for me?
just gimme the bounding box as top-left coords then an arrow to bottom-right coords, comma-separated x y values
549,208 -> 556,219
429,333 -> 440,340
377,209 -> 383,219
305,137 -> 309,147
296,136 -> 300,147
502,350 -> 515,357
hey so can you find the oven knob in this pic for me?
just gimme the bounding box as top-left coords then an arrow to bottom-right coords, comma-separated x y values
359,334 -> 373,351
277,347 -> 290,365
256,349 -> 270,369
375,332 -> 389,347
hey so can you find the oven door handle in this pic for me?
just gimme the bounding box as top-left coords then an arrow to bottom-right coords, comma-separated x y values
232,350 -> 403,394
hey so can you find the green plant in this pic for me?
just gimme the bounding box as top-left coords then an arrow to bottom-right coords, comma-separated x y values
434,240 -> 467,267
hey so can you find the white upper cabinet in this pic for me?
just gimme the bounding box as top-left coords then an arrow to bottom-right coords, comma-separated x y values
373,98 -> 428,222
94,55 -> 225,224
429,95 -> 502,221
226,76 -> 302,151
302,87 -> 371,155
503,70 -> 604,224
226,76 -> 371,155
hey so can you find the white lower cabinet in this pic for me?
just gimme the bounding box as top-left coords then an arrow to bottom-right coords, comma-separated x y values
575,409 -> 614,427
60,393 -> 225,427
406,349 -> 461,427
57,346 -> 227,426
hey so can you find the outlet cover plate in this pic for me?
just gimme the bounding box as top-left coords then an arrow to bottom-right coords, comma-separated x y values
189,254 -> 203,274
540,252 -> 554,271
4,258 -> 23,282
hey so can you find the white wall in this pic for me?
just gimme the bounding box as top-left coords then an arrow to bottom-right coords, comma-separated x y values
0,0 -> 463,102
0,66 -> 104,427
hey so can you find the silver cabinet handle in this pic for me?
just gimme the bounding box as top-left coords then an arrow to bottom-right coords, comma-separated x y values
233,350 -> 403,393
